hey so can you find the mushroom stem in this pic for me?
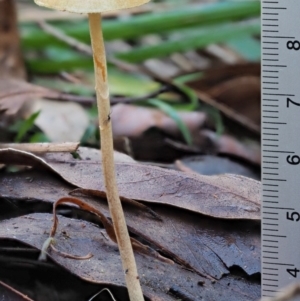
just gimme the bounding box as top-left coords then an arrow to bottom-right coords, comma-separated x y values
88,13 -> 145,301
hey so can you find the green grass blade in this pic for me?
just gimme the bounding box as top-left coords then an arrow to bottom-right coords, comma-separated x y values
116,21 -> 260,63
147,99 -> 193,145
227,36 -> 261,61
102,1 -> 260,40
10,111 -> 41,143
21,1 -> 260,49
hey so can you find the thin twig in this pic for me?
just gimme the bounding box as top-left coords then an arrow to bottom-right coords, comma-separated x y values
38,21 -> 93,56
0,281 -> 34,301
0,142 -> 79,153
47,92 -> 96,106
36,21 -> 148,76
195,90 -> 260,134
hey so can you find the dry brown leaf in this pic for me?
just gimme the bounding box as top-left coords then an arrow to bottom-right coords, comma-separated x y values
188,63 -> 260,90
0,147 -> 260,220
208,76 -> 260,127
0,212 -> 260,300
0,78 -> 59,116
0,168 -> 261,279
187,63 -> 261,135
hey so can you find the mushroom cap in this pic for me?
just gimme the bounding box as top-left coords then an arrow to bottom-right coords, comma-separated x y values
34,0 -> 150,13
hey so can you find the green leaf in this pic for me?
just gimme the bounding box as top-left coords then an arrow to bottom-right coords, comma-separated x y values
172,76 -> 200,112
29,132 -> 50,143
108,68 -> 160,96
147,99 -> 193,145
10,111 -> 41,143
26,56 -> 94,73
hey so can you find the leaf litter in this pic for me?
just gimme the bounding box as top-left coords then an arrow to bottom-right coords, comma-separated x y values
0,148 -> 261,280
39,196 -> 171,265
0,147 -> 260,220
0,212 -> 260,301
0,164 -> 261,298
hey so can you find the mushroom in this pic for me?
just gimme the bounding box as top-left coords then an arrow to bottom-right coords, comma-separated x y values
33,1 -> 149,300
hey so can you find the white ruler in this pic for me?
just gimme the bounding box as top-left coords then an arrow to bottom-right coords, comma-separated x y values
262,0 -> 300,298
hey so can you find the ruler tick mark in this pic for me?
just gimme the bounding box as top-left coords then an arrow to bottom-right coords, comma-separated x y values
263,133 -> 279,136
263,65 -> 286,67
263,36 -> 293,39
263,239 -> 278,243
263,167 -> 279,169
263,241 -> 279,244
263,122 -> 285,125
264,207 -> 294,210
263,93 -> 294,96
263,263 -> 293,266
263,179 -> 286,182
264,151 -> 293,153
